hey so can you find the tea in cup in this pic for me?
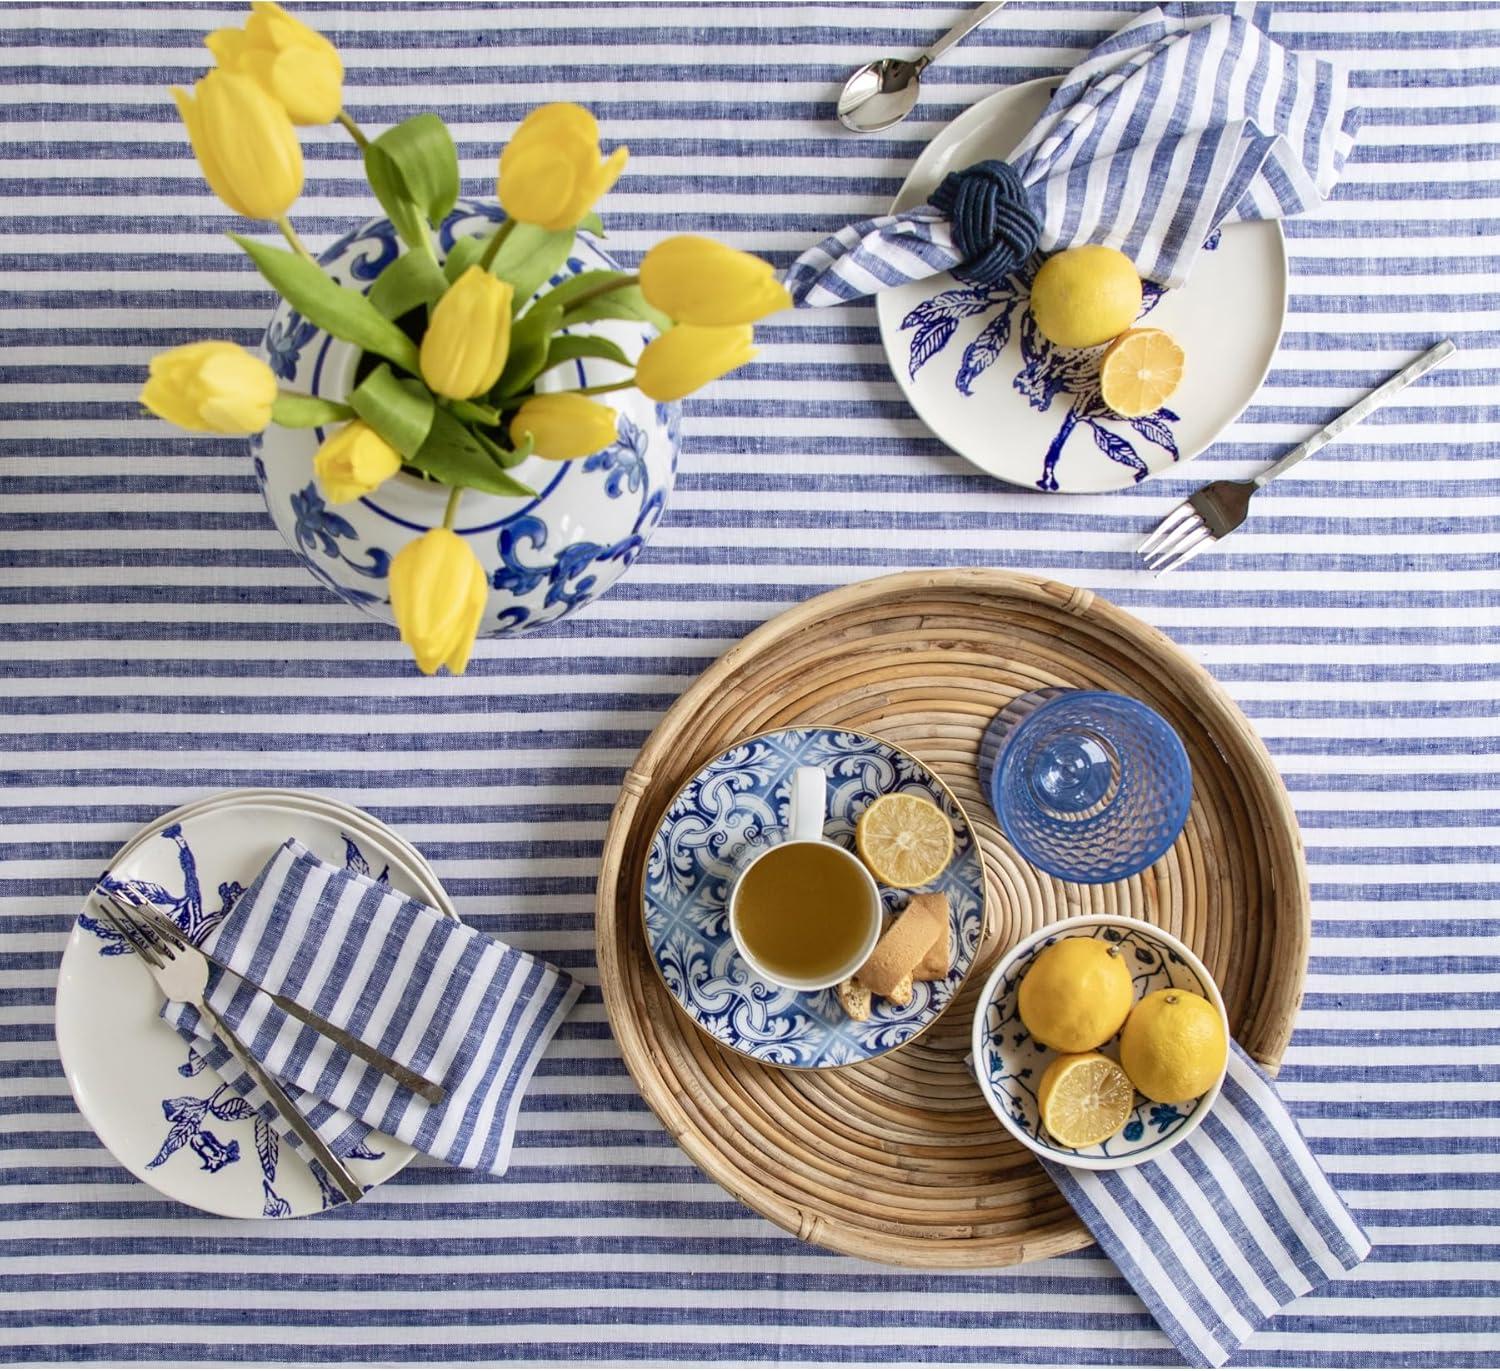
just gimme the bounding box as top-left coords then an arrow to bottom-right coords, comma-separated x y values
729,766 -> 882,991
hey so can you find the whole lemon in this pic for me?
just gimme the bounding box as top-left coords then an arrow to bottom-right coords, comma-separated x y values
1017,936 -> 1134,1053
1118,988 -> 1227,1103
1028,245 -> 1143,348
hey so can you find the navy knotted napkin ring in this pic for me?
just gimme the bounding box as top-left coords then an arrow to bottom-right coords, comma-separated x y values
926,159 -> 1041,285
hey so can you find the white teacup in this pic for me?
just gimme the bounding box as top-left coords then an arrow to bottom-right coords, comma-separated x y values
728,766 -> 883,992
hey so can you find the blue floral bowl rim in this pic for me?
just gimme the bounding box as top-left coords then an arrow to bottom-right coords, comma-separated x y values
639,724 -> 991,1071
969,912 -> 1230,1171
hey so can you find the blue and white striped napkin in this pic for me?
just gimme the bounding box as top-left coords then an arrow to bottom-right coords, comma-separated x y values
162,838 -> 580,1180
787,4 -> 1362,306
1040,1044 -> 1371,1368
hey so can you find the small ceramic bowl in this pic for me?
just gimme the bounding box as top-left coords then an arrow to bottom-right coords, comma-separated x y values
971,914 -> 1229,1171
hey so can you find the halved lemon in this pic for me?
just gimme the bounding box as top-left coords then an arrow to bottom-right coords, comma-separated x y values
1099,327 -> 1185,417
1037,1052 -> 1136,1149
855,793 -> 954,888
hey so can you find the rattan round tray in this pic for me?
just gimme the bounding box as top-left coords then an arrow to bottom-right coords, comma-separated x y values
596,569 -> 1308,1268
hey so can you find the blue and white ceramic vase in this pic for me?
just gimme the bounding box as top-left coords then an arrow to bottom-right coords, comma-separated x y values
252,199 -> 680,637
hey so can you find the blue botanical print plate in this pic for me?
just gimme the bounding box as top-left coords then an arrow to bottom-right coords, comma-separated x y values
875,79 -> 1285,493
642,728 -> 987,1069
971,915 -> 1229,1171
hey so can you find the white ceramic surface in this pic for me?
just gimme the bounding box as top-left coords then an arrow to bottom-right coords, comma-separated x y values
971,914 -> 1231,1172
56,797 -> 454,1218
875,79 -> 1288,493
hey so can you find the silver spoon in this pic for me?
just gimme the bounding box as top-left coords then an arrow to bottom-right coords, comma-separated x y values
837,2 -> 1007,133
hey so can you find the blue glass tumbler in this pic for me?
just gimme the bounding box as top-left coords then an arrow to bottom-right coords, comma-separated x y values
982,689 -> 1192,884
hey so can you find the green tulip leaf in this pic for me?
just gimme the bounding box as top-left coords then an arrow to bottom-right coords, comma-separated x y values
363,113 -> 460,253
543,334 -> 631,372
493,304 -> 563,397
231,234 -> 421,374
348,363 -> 435,459
442,234 -> 486,283
409,408 -> 536,497
536,269 -> 632,316
369,248 -> 450,320
563,284 -> 671,332
490,224 -> 577,305
579,210 -> 605,237
472,425 -> 535,471
270,393 -> 354,429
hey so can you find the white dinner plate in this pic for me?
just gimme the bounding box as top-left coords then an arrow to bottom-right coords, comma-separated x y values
56,797 -> 454,1219
875,78 -> 1287,492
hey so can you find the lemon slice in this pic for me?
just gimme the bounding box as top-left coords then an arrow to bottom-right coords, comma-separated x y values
1037,1052 -> 1136,1149
1099,327 -> 1185,417
855,793 -> 954,887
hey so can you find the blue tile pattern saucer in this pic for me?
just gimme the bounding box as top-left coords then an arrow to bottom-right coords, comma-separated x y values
973,915 -> 1226,1169
642,728 -> 987,1069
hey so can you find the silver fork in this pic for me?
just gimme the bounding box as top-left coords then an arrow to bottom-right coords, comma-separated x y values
1139,339 -> 1456,575
111,891 -> 446,1106
93,897 -> 364,1204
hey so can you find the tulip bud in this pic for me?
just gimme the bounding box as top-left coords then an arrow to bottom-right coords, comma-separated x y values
389,528 -> 489,676
419,267 -> 515,400
205,1 -> 343,126
634,324 -> 756,403
497,102 -> 628,232
313,421 -> 402,504
639,236 -> 791,326
140,341 -> 278,434
511,393 -> 619,461
171,69 -> 303,220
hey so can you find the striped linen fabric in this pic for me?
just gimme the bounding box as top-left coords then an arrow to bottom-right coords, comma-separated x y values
1041,1045 -> 1372,1368
787,4 -> 1362,306
4,1 -> 1499,1364
163,838 -> 581,1176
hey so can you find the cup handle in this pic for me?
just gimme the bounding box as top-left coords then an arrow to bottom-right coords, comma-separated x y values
788,767 -> 826,843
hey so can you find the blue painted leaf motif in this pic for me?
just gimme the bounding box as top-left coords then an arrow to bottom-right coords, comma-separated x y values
209,1095 -> 257,1122
311,1160 -> 355,1211
264,313 -> 317,381
1129,412 -> 1179,459
1140,279 -> 1169,318
345,1140 -> 385,1162
147,1118 -> 199,1170
180,1047 -> 209,1078
261,1181 -> 292,1218
900,286 -> 999,379
162,1093 -> 210,1125
79,911 -> 132,955
291,484 -> 358,558
1087,421 -> 1148,480
1149,1102 -> 1185,1134
1123,1119 -> 1145,1143
584,412 -> 649,503
254,1117 -> 279,1182
956,308 -> 1014,396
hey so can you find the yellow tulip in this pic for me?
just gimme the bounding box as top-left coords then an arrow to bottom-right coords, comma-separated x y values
313,421 -> 401,504
140,341 -> 278,434
639,236 -> 791,326
419,267 -> 514,400
171,69 -> 303,220
205,1 -> 343,126
512,394 -> 618,461
389,528 -> 489,676
497,102 -> 628,231
634,324 -> 756,403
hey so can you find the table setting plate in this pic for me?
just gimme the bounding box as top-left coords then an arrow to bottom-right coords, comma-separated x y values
642,726 -> 986,1070
596,568 -> 1309,1267
56,794 -> 456,1219
874,78 -> 1288,493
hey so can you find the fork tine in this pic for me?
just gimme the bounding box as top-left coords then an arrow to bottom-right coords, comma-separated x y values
92,896 -> 165,968
1152,526 -> 1216,576
118,894 -> 188,953
104,894 -> 179,963
1142,512 -> 1208,571
1138,501 -> 1198,558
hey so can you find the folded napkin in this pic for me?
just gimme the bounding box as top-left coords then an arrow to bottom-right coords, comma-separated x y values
158,838 -> 579,1183
787,5 -> 1362,306
1042,1044 -> 1370,1368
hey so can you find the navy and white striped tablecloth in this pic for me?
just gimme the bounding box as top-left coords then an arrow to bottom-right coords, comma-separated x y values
1,2 -> 1495,1365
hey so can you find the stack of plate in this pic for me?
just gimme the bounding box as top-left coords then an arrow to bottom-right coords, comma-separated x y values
55,789 -> 456,1219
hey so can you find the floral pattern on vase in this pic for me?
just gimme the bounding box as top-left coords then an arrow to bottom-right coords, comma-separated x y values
251,199 -> 680,637
901,231 -> 1220,492
643,727 -> 987,1069
977,919 -> 1215,1165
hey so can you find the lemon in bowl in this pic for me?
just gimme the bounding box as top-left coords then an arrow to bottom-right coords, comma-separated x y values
971,914 -> 1230,1171
1028,245 -> 1143,348
1017,934 -> 1133,1052
1119,988 -> 1227,1103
